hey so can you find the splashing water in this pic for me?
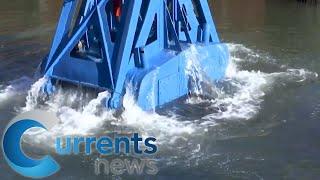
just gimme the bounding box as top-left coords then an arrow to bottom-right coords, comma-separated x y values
186,44 -> 318,124
185,45 -> 207,95
16,43 -> 318,148
23,77 -> 48,111
23,83 -> 196,145
120,89 -> 195,141
0,76 -> 33,103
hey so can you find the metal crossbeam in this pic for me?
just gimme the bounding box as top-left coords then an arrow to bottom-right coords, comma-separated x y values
41,0 -> 229,110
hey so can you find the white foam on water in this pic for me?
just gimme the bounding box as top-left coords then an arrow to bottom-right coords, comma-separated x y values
190,43 -> 318,125
279,68 -> 318,83
120,89 -> 195,141
185,45 -> 207,95
22,90 -> 115,148
202,60 -> 268,121
23,77 -> 48,111
0,76 -> 33,103
182,43 -> 269,122
50,91 -> 114,136
23,84 -> 114,135
23,86 -> 195,146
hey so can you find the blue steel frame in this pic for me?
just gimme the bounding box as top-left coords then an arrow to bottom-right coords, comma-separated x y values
41,0 -> 229,110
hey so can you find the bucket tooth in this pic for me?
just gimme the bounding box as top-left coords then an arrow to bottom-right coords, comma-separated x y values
108,92 -> 122,109
41,0 -> 230,110
41,78 -> 56,95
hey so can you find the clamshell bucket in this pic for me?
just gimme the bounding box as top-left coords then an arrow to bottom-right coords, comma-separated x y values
41,0 -> 229,110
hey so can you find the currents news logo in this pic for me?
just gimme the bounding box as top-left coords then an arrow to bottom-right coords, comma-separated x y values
2,111 -> 159,178
2,111 -> 60,178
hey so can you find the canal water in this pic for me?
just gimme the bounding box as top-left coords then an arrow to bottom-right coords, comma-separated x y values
0,0 -> 320,179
